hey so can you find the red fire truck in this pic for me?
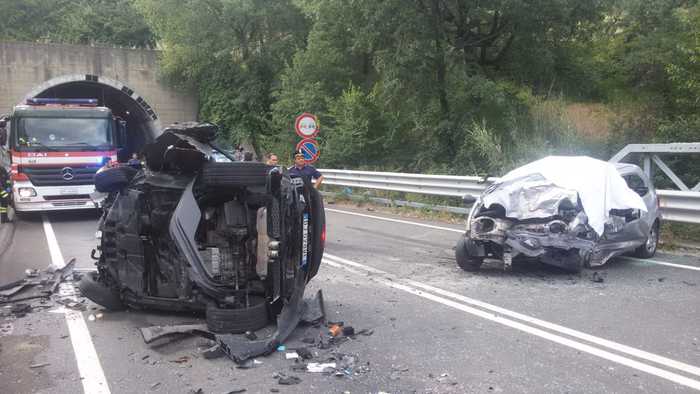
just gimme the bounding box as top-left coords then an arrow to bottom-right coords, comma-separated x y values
0,98 -> 126,221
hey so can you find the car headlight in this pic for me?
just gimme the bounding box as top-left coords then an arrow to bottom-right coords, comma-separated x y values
18,187 -> 37,198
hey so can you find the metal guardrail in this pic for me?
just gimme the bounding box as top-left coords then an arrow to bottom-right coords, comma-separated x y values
320,169 -> 700,224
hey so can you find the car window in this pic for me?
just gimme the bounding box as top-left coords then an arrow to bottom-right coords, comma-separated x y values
623,174 -> 648,196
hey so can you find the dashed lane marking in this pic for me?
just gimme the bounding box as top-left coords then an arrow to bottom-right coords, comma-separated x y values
322,253 -> 700,390
42,214 -> 111,394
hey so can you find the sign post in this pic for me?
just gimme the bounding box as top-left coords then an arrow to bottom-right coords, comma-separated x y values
294,113 -> 320,164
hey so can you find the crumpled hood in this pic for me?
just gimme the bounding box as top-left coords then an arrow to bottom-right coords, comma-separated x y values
482,156 -> 647,236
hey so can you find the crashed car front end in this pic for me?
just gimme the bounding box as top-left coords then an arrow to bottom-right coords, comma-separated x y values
458,156 -> 653,273
466,175 -> 597,271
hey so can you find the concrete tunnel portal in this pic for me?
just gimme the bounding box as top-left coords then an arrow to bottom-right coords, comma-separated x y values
21,74 -> 162,162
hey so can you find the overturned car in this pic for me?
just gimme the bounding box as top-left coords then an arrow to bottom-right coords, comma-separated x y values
80,122 -> 325,334
456,156 -> 660,273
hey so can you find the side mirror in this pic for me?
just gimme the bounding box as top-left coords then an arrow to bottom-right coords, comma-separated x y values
462,194 -> 477,206
118,120 -> 127,146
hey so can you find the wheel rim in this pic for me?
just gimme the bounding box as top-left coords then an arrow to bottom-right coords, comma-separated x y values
646,225 -> 658,253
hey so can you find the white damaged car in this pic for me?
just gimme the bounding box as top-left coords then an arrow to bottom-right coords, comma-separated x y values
456,156 -> 661,273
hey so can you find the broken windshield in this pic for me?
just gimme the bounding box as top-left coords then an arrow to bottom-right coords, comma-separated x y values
16,117 -> 113,151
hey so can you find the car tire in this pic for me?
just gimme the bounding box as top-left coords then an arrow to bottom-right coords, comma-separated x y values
78,272 -> 125,311
306,186 -> 325,281
455,235 -> 483,272
94,166 -> 138,193
634,221 -> 659,258
200,162 -> 270,188
205,296 -> 269,334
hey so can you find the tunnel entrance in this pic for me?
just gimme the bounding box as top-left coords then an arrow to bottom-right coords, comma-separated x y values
22,74 -> 161,162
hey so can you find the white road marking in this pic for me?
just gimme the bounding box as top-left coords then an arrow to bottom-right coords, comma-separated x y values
42,214 -> 111,394
619,256 -> 700,272
326,208 -> 700,272
322,254 -> 700,390
326,208 -> 463,233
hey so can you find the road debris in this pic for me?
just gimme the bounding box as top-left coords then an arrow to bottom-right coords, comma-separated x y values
29,362 -> 50,369
285,352 -> 299,359
276,373 -> 302,385
591,271 -> 605,283
169,356 -> 190,364
307,362 -> 336,373
296,347 -> 313,360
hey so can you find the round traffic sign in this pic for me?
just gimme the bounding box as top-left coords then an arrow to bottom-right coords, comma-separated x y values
295,113 -> 319,138
296,138 -> 321,164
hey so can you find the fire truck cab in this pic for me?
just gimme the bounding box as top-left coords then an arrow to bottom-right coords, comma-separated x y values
0,98 -> 126,218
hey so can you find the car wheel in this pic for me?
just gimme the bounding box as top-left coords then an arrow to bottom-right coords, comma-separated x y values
94,166 -> 138,193
306,186 -> 325,282
205,296 -> 269,334
78,272 -> 125,311
200,162 -> 270,188
634,221 -> 659,258
455,235 -> 483,272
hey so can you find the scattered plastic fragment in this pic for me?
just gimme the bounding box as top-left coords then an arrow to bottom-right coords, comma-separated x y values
342,326 -> 355,336
328,324 -> 342,337
276,345 -> 286,352
285,352 -> 299,360
307,362 -> 336,373
591,272 -> 604,283
296,347 -> 313,360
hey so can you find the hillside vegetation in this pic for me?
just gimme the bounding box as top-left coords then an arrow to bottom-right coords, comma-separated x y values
3,0 -> 699,179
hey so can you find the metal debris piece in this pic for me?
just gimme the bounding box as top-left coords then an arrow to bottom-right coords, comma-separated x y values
139,324 -> 213,344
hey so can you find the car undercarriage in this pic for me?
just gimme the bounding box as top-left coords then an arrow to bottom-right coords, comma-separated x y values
80,123 -> 325,334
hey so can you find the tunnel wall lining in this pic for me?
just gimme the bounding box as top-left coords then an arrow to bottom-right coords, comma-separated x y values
22,74 -> 162,137
0,41 -> 198,130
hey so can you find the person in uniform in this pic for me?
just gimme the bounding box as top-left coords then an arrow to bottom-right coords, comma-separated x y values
288,150 -> 323,189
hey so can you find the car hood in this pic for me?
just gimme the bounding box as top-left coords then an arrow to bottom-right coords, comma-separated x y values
482,156 -> 647,236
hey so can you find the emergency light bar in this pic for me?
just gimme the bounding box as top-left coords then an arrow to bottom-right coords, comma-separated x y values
26,98 -> 98,106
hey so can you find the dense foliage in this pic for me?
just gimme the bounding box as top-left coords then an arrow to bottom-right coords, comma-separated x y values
2,0 -> 699,178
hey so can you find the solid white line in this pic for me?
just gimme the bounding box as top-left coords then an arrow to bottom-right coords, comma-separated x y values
42,214 -> 111,394
327,208 -> 700,272
619,256 -> 700,272
42,216 -> 66,270
325,253 -> 700,377
326,208 -> 464,233
322,254 -> 700,390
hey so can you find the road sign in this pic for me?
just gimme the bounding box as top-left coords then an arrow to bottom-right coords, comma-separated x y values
295,113 -> 319,138
296,138 -> 320,164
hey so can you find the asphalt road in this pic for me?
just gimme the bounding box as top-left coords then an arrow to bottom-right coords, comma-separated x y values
1,204 -> 699,393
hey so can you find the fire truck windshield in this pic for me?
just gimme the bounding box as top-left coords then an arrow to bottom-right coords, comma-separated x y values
16,117 -> 112,151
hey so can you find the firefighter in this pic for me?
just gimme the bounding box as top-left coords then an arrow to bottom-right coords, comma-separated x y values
0,171 -> 11,223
